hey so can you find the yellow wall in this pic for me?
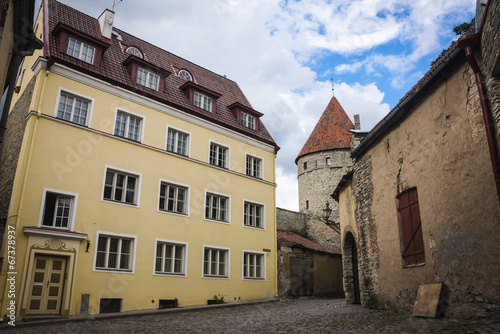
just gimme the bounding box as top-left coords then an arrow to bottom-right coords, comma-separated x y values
2,50 -> 277,318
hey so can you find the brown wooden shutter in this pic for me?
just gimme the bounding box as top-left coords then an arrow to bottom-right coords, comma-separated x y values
398,188 -> 425,267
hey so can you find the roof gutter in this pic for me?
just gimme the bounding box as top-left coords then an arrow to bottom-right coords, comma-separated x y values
457,33 -> 500,204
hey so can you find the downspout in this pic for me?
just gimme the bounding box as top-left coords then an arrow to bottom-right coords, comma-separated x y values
457,34 -> 500,204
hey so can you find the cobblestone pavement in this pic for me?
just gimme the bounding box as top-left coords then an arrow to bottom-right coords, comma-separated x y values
5,298 -> 500,333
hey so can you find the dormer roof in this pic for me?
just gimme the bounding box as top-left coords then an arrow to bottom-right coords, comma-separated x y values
296,96 -> 354,163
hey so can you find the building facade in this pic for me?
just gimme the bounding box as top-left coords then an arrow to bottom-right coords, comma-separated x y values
335,0 -> 500,318
0,0 -> 279,320
296,96 -> 355,222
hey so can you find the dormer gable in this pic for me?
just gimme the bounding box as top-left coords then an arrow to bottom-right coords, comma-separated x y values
53,23 -> 110,67
180,81 -> 222,113
228,102 -> 263,131
123,55 -> 170,92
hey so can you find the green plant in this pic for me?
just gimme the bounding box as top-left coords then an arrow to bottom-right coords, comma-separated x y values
174,298 -> 179,308
214,295 -> 224,304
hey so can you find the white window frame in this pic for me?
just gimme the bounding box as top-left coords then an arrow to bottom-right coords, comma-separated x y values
54,87 -> 94,126
194,91 -> 212,112
137,67 -> 160,90
166,126 -> 191,156
245,153 -> 263,179
157,179 -> 190,217
202,245 -> 230,279
37,188 -> 78,231
178,69 -> 192,81
240,112 -> 256,130
67,37 -> 95,64
153,239 -> 188,277
101,165 -> 142,207
113,108 -> 145,142
204,190 -> 231,224
242,200 -> 266,230
93,231 -> 137,273
242,250 -> 266,280
208,140 -> 230,169
126,46 -> 142,58
326,157 -> 332,165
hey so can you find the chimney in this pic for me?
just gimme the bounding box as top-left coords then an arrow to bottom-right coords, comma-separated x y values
98,9 -> 115,40
354,114 -> 361,130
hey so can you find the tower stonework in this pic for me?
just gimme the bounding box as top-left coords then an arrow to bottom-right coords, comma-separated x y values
296,97 -> 355,221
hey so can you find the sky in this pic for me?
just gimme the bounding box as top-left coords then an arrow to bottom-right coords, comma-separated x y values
36,0 -> 476,211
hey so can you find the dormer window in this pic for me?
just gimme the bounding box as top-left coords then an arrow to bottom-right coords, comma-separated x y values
194,92 -> 212,112
241,112 -> 255,130
137,68 -> 160,90
178,70 -> 192,81
68,37 -> 95,64
180,81 -> 221,113
228,102 -> 263,131
126,46 -> 142,58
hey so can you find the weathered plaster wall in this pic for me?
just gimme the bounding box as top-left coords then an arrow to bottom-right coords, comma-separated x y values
355,61 -> 500,318
297,150 -> 352,221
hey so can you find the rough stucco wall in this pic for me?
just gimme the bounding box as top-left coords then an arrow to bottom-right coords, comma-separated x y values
359,61 -> 500,318
0,77 -> 34,222
276,207 -> 308,235
277,247 -> 292,298
306,217 -> 341,250
297,149 -> 352,221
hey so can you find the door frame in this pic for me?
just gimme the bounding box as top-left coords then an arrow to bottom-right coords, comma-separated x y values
19,237 -> 79,318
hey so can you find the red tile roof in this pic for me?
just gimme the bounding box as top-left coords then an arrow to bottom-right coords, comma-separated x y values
296,96 -> 354,163
277,230 -> 341,255
45,0 -> 278,151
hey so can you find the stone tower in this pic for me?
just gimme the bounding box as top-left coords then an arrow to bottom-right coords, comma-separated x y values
296,96 -> 354,222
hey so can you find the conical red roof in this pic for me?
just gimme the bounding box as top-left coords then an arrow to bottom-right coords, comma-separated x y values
296,96 -> 354,163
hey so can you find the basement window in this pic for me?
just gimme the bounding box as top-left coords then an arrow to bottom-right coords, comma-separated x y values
99,298 -> 122,314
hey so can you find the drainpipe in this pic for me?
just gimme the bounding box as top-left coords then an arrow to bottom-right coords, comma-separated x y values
457,34 -> 500,204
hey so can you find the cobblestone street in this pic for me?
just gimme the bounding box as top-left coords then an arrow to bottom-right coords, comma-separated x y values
4,298 -> 500,333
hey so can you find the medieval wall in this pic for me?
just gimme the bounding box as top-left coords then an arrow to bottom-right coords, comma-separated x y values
351,60 -> 500,318
276,207 -> 308,235
297,149 -> 352,221
0,77 -> 35,225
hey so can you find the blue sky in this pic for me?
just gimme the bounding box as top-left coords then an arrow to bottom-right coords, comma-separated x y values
37,0 -> 476,210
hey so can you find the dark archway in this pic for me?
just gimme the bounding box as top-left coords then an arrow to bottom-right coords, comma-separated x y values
343,231 -> 360,304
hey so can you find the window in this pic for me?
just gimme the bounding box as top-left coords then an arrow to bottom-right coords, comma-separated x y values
57,92 -> 91,125
209,142 -> 229,168
39,189 -> 77,230
155,241 -> 186,276
166,127 -> 189,156
103,168 -> 140,205
241,112 -> 255,130
303,162 -> 307,170
203,247 -> 229,278
67,37 -> 95,63
178,69 -> 192,81
244,201 -> 264,229
114,111 -> 143,142
205,192 -> 229,223
326,157 -> 332,165
243,252 -> 265,279
306,200 -> 309,209
95,234 -> 135,271
194,92 -> 212,112
246,154 -> 262,178
159,181 -> 188,215
397,188 -> 425,267
126,46 -> 142,58
137,67 -> 160,90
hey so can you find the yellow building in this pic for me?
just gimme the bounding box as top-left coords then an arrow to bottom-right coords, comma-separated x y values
0,0 -> 279,320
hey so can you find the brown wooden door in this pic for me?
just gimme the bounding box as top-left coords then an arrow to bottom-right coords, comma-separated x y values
27,256 -> 66,314
290,255 -> 313,296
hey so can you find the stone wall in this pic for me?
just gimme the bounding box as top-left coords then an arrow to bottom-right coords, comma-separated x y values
297,149 -> 352,221
306,217 -> 341,250
0,77 -> 35,229
276,207 -> 308,235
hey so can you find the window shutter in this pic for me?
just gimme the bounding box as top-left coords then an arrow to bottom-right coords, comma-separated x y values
398,188 -> 425,267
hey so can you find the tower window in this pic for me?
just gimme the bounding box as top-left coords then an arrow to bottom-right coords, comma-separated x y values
303,162 -> 307,170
